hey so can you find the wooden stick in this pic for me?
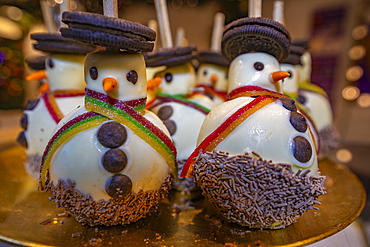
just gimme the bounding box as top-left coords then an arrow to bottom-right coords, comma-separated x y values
154,0 -> 173,48
248,0 -> 262,18
273,0 -> 285,24
210,12 -> 225,52
59,0 -> 70,28
40,0 -> 58,33
103,0 -> 118,18
175,27 -> 185,47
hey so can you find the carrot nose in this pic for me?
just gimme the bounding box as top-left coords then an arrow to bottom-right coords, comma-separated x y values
269,71 -> 290,83
211,75 -> 218,84
147,76 -> 162,89
37,83 -> 49,94
25,70 -> 46,81
102,77 -> 118,92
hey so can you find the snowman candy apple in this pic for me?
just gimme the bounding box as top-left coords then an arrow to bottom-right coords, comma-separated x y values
293,39 -> 339,157
181,16 -> 325,229
146,46 -> 216,192
39,11 -> 177,226
17,33 -> 97,179
195,12 -> 230,105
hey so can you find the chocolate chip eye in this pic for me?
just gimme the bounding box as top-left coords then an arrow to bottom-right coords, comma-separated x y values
203,70 -> 207,76
288,71 -> 293,78
127,70 -> 138,85
165,73 -> 172,83
48,59 -> 54,68
254,62 -> 264,71
90,66 -> 98,80
225,73 -> 228,79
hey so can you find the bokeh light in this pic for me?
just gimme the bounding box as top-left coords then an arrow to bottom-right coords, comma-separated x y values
357,93 -> 370,108
342,86 -> 360,101
346,66 -> 363,81
352,25 -> 368,40
336,149 -> 353,163
348,45 -> 366,60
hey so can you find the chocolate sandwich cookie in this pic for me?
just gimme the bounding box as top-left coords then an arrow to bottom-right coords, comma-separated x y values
222,17 -> 291,63
283,45 -> 305,65
25,55 -> 47,70
31,33 -> 97,55
292,39 -> 310,51
60,11 -> 155,52
198,50 -> 229,67
143,46 -> 198,67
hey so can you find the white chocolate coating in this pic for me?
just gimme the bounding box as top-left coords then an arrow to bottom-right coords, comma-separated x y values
50,107 -> 172,201
196,63 -> 228,105
85,51 -> 147,102
154,63 -> 196,95
296,51 -> 312,83
281,63 -> 299,95
46,54 -> 86,91
299,90 -> 333,131
228,52 -> 283,94
198,97 -> 318,176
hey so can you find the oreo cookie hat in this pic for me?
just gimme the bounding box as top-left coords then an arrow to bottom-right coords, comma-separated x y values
222,17 -> 291,63
283,45 -> 305,66
30,33 -> 97,54
198,50 -> 229,67
25,55 -> 47,71
292,38 -> 310,52
60,11 -> 155,52
143,45 -> 198,68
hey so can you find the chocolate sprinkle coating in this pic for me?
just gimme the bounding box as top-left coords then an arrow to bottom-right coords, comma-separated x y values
105,174 -> 133,199
319,125 -> 340,157
172,159 -> 198,193
97,121 -> 127,148
193,149 -> 325,229
20,113 -> 28,130
222,17 -> 291,62
24,154 -> 42,180
293,136 -> 312,163
25,99 -> 39,110
46,175 -> 172,226
102,149 -> 128,173
290,112 -> 308,133
17,131 -> 27,148
157,105 -> 173,120
278,98 -> 297,112
163,119 -> 176,135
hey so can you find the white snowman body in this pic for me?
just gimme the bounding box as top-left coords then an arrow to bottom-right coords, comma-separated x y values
151,62 -> 216,161
281,63 -> 299,96
198,52 -> 318,176
23,54 -> 86,157
48,51 -> 172,201
196,63 -> 228,105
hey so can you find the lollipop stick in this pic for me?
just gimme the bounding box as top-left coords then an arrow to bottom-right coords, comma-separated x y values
273,0 -> 285,24
60,0 -> 70,27
249,0 -> 262,18
103,0 -> 118,18
154,0 -> 173,49
175,27 -> 185,47
40,0 -> 58,33
210,12 -> 225,52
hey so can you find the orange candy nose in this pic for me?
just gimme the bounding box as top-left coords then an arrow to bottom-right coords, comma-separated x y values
211,75 -> 218,84
25,70 -> 46,81
270,71 -> 290,83
102,77 -> 118,92
147,76 -> 162,89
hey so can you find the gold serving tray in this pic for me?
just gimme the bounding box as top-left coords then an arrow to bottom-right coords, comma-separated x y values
0,146 -> 366,247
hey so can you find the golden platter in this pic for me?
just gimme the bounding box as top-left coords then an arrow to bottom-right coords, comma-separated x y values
0,146 -> 366,246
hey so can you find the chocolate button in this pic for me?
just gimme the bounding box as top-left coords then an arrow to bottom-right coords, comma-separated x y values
157,106 -> 173,120
103,149 -> 128,173
20,113 -> 28,130
97,121 -> 127,148
17,131 -> 27,148
290,112 -> 307,133
293,136 -> 312,163
297,95 -> 306,104
278,97 -> 297,112
105,174 -> 132,199
163,119 -> 176,135
25,99 -> 39,110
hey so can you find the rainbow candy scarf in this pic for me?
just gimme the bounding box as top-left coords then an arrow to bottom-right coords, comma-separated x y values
299,81 -> 329,99
40,89 -> 177,190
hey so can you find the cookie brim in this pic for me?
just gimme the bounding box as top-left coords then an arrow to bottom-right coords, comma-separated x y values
222,24 -> 291,62
292,39 -> 310,51
62,11 -> 156,42
25,55 -> 47,70
60,27 -> 154,52
143,46 -> 198,67
198,50 -> 230,67
283,54 -> 302,65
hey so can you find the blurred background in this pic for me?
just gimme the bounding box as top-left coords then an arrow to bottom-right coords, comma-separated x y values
0,0 -> 369,246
